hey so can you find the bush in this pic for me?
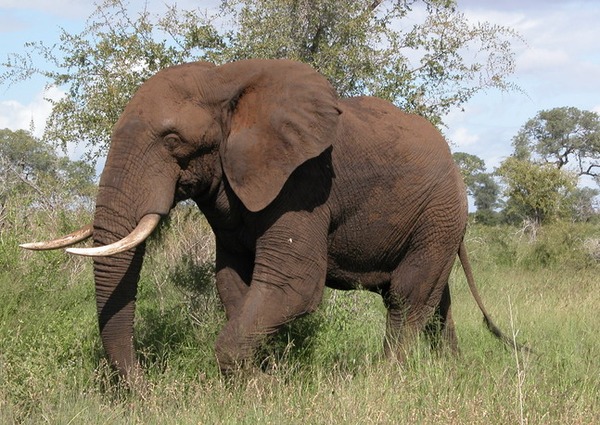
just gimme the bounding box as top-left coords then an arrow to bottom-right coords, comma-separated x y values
466,221 -> 600,270
583,238 -> 600,262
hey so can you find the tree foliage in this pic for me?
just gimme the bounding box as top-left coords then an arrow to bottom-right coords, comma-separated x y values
496,157 -> 576,225
1,0 -> 217,162
567,186 -> 600,222
504,107 -> 600,224
1,0 -> 521,159
453,152 -> 500,223
453,152 -> 486,191
471,172 -> 501,224
0,129 -> 95,218
219,0 -> 520,121
513,107 -> 600,183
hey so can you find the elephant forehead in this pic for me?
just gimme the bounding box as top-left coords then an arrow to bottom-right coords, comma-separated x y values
158,103 -> 214,133
133,72 -> 195,106
120,88 -> 209,128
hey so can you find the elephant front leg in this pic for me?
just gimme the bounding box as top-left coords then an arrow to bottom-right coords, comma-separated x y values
215,241 -> 253,321
214,212 -> 328,375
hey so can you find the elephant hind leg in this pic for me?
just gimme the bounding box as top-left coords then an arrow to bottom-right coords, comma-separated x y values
382,249 -> 458,363
424,283 -> 459,355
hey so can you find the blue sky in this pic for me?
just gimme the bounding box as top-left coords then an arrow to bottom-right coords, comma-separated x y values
1,0 -> 599,175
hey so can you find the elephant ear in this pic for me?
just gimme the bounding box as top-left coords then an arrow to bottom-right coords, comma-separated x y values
217,59 -> 341,212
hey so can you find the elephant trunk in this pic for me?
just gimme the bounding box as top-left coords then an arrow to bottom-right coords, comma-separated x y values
83,122 -> 177,381
91,202 -> 147,379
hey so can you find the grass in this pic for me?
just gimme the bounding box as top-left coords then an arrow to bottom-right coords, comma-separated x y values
1,208 -> 599,424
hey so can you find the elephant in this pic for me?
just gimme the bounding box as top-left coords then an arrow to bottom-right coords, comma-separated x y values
22,58 -> 518,382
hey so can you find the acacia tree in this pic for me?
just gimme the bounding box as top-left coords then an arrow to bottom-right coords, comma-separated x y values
453,152 -> 485,189
1,0 -> 521,160
1,0 -> 218,162
471,173 -> 501,224
513,107 -> 600,183
506,107 -> 600,223
219,0 -> 520,122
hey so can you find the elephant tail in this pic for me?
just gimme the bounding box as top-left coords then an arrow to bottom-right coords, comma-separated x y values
458,241 -> 530,353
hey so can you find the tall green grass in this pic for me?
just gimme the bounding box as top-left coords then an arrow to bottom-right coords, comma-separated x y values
1,207 -> 598,424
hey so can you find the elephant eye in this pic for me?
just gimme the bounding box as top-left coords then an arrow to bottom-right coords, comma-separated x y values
165,134 -> 180,143
164,134 -> 182,149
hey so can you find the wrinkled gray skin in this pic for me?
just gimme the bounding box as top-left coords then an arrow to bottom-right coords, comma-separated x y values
62,59 -> 501,381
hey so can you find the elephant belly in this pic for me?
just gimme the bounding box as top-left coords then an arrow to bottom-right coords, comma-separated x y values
325,231 -> 410,291
325,264 -> 392,291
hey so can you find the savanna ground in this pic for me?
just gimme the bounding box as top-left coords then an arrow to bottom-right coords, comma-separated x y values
1,206 -> 598,424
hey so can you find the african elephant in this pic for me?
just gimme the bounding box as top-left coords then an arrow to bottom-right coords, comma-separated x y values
22,59 -> 516,381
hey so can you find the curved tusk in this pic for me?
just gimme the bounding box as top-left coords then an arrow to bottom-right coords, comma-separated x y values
20,224 -> 93,251
65,214 -> 161,257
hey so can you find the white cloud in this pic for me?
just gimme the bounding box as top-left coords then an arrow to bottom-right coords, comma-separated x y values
0,0 -> 222,23
460,0 -> 580,12
464,4 -> 599,82
452,2 -> 600,153
0,0 -> 101,18
0,86 -> 64,137
518,48 -> 570,72
0,86 -> 103,164
451,127 -> 480,148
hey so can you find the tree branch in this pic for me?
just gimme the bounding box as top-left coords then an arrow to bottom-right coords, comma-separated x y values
369,0 -> 384,12
583,163 -> 600,177
7,163 -> 54,210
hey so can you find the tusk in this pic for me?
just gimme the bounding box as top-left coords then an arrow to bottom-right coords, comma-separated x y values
65,214 -> 161,257
20,225 -> 93,251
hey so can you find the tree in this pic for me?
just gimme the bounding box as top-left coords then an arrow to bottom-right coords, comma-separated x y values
1,0 -> 521,160
567,186 -> 600,222
513,107 -> 600,184
507,107 -> 600,224
471,173 -> 501,224
453,152 -> 500,223
0,128 -> 95,218
453,152 -> 485,190
496,157 -> 576,225
1,0 -> 218,162
219,0 -> 520,120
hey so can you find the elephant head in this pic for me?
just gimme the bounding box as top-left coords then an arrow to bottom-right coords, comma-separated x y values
22,59 -> 341,378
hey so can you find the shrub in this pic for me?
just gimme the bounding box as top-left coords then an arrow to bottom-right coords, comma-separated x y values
466,221 -> 600,270
583,238 -> 600,262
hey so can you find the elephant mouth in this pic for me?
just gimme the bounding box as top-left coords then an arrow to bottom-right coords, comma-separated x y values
174,172 -> 215,204
20,214 -> 161,257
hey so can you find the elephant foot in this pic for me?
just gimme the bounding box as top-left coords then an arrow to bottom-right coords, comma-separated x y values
215,319 -> 270,377
216,337 -> 257,380
125,367 -> 151,395
96,360 -> 150,396
244,370 -> 281,395
219,360 -> 281,392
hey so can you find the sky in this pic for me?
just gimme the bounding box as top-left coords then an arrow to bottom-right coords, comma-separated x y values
1,0 -> 599,175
